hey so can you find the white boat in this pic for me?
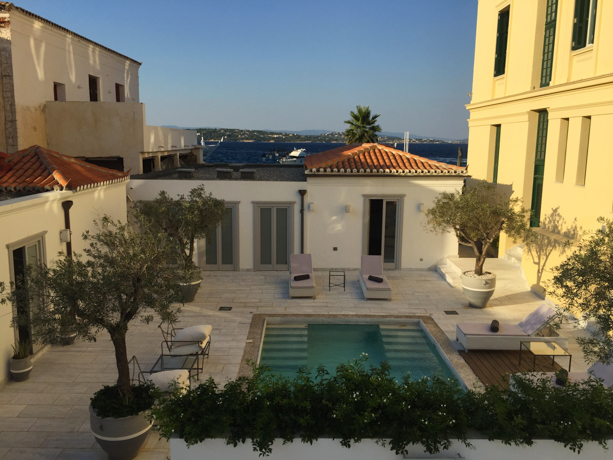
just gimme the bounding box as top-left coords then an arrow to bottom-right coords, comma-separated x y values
200,137 -> 223,161
278,148 -> 307,165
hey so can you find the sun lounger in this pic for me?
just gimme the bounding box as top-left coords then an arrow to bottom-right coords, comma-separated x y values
358,255 -> 392,300
129,356 -> 191,393
512,362 -> 613,390
157,322 -> 212,380
456,303 -> 567,351
289,254 -> 316,298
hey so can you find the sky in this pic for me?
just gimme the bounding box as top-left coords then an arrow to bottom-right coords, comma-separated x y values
19,0 -> 478,140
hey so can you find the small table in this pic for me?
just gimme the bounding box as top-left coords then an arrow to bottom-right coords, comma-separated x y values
519,341 -> 572,372
149,354 -> 201,381
329,269 -> 345,291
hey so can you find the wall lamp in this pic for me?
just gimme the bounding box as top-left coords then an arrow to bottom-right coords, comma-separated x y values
345,204 -> 352,213
418,203 -> 425,213
308,202 -> 315,211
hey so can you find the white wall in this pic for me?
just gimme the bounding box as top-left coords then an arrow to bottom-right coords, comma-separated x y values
0,183 -> 127,386
171,437 -> 613,460
8,10 -> 140,150
129,176 -> 462,271
143,126 -> 198,151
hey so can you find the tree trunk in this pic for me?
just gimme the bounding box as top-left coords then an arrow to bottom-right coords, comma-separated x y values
111,333 -> 132,397
474,254 -> 486,276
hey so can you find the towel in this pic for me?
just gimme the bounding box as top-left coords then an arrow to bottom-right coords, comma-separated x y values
294,274 -> 310,281
368,275 -> 383,283
490,320 -> 499,333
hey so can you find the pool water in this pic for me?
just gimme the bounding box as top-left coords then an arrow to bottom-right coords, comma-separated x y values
259,323 -> 456,381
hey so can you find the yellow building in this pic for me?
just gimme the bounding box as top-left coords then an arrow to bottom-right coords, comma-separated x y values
466,0 -> 613,294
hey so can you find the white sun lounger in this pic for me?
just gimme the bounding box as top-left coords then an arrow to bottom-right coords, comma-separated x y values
513,362 -> 613,390
358,255 -> 392,300
456,304 -> 567,351
289,254 -> 316,298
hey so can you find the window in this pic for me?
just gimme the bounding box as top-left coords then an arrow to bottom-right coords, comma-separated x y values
494,8 -> 510,77
575,117 -> 591,186
88,75 -> 99,102
540,0 -> 558,87
530,111 -> 549,227
53,82 -> 66,102
492,125 -> 501,184
572,0 -> 597,50
115,83 -> 125,102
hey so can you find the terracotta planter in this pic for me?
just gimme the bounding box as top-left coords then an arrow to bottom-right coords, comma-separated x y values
180,279 -> 202,303
90,405 -> 152,460
461,272 -> 496,309
9,357 -> 32,382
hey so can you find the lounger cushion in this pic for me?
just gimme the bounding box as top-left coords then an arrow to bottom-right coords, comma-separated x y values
148,370 -> 190,392
359,272 -> 391,291
169,337 -> 209,356
294,274 -> 310,281
173,325 -> 212,347
291,276 -> 315,288
457,322 -> 527,336
368,275 -> 384,283
518,304 -> 557,335
290,254 -> 314,288
361,255 -> 383,276
588,362 -> 613,388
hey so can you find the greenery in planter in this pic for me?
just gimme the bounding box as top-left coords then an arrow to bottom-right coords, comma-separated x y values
153,358 -> 613,456
424,180 -> 529,276
549,218 -> 613,364
11,340 -> 30,359
135,185 -> 226,283
0,217 -> 182,410
91,381 -> 157,419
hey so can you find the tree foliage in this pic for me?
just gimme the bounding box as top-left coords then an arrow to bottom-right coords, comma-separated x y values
1,217 -> 182,398
424,180 -> 529,276
343,105 -> 382,144
549,218 -> 613,364
135,185 -> 225,280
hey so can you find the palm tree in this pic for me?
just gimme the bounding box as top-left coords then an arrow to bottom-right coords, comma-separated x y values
343,105 -> 382,144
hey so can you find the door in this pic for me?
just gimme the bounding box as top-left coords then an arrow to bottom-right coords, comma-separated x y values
202,206 -> 236,270
11,242 -> 43,354
368,199 -> 399,269
257,205 -> 291,271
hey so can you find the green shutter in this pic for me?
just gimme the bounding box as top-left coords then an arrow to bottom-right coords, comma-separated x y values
494,10 -> 510,77
588,0 -> 597,45
540,0 -> 558,87
572,0 -> 590,50
492,126 -> 501,184
530,111 -> 549,227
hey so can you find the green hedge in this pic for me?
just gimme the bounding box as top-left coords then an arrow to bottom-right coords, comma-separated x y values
152,357 -> 613,456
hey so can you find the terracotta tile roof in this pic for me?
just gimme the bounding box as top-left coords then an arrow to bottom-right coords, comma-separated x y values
0,145 -> 129,193
0,3 -> 141,65
305,143 -> 468,176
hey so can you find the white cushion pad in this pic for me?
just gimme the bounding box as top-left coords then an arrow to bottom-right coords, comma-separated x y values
457,322 -> 527,336
360,272 -> 390,291
173,325 -> 212,348
169,339 -> 207,356
148,370 -> 190,392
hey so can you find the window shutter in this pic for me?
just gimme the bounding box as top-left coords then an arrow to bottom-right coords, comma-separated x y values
493,126 -> 501,184
572,0 -> 590,50
530,111 -> 549,228
588,0 -> 597,44
494,9 -> 510,77
540,0 -> 558,87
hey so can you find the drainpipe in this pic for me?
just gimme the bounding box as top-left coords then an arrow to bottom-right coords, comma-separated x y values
61,201 -> 73,259
298,190 -> 307,254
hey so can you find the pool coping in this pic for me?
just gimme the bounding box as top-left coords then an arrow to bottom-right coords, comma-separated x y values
238,314 -> 482,391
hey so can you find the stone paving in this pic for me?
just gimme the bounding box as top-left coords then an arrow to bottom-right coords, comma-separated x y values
0,260 -> 590,459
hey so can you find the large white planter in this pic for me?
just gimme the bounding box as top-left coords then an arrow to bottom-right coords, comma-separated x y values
461,272 -> 496,308
89,405 -> 152,460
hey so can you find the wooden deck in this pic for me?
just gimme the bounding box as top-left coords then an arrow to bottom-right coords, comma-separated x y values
460,350 -> 562,389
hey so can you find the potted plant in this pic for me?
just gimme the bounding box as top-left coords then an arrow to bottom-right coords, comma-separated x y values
135,185 -> 226,302
555,368 -> 569,387
2,217 -> 182,460
425,180 -> 529,308
9,340 -> 32,382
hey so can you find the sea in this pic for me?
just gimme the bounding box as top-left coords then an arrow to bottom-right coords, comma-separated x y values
206,142 -> 468,166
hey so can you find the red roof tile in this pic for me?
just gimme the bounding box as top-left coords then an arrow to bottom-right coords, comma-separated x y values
0,145 -> 129,193
305,143 -> 468,176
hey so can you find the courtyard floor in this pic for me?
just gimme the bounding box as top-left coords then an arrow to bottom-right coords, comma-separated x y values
0,260 -> 590,459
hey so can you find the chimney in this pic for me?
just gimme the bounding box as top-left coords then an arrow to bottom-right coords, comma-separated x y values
0,152 -> 10,176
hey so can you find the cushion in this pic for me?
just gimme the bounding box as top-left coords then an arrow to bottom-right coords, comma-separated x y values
148,370 -> 190,393
360,272 -> 390,291
169,338 -> 209,356
457,322 -> 526,336
290,254 -> 313,274
588,362 -> 613,388
361,255 -> 383,276
173,325 -> 212,348
490,320 -> 499,333
294,274 -> 310,281
518,304 -> 556,335
368,275 -> 383,283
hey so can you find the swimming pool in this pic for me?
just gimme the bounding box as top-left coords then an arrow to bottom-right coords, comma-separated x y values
258,321 -> 457,382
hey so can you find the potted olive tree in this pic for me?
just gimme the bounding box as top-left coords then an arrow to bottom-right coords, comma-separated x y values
425,180 -> 529,308
2,217 -> 182,460
135,185 -> 226,302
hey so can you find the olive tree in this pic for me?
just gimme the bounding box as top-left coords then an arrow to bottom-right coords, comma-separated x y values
424,180 -> 529,276
1,217 -> 182,397
135,185 -> 226,281
549,218 -> 613,364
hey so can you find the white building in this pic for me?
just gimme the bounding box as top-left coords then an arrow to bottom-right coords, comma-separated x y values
130,144 -> 468,271
0,3 -> 202,174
